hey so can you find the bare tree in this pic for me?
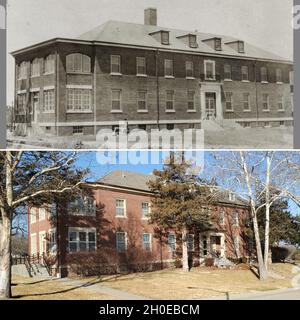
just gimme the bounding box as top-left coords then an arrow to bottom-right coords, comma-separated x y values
0,151 -> 88,299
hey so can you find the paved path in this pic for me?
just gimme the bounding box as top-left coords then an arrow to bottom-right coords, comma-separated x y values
57,277 -> 150,300
206,287 -> 300,300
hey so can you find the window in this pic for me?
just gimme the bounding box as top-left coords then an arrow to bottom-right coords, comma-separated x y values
68,196 -> 96,215
167,124 -> 175,130
238,41 -> 245,53
116,199 -> 126,217
68,228 -> 96,252
187,234 -> 194,252
66,53 -> 91,73
186,61 -> 194,78
187,90 -> 195,111
189,35 -> 197,48
67,88 -> 91,112
166,90 -> 174,111
138,124 -> 147,131
49,229 -> 57,254
31,234 -> 37,255
141,202 -> 150,219
262,93 -> 269,110
278,95 -> 284,111
30,207 -> 36,224
234,236 -> 239,252
229,192 -> 236,201
219,211 -> 225,225
73,126 -> 83,135
39,207 -> 46,221
44,55 -> 55,74
31,58 -> 40,77
49,202 -> 56,217
241,66 -> 249,81
18,62 -> 27,80
39,232 -> 46,255
31,92 -> 40,114
168,233 -> 176,252
261,67 -> 268,82
161,31 -> 170,45
232,212 -> 239,226
137,91 -> 147,111
116,232 -> 127,252
111,55 -> 121,74
164,59 -> 173,77
215,38 -> 222,51
224,64 -> 232,80
142,233 -> 152,251
111,89 -> 122,111
243,93 -> 250,111
136,57 -> 146,75
17,94 -> 26,115
43,89 -> 55,112
204,60 -> 215,80
276,69 -> 282,83
244,122 -> 251,128
264,121 -> 270,127
280,121 -> 285,126
225,92 -> 233,111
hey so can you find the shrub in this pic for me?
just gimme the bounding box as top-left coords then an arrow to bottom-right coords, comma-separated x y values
205,257 -> 214,267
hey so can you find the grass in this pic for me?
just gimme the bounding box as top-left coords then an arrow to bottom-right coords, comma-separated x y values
97,263 -> 296,300
11,263 -> 296,300
11,275 -> 117,300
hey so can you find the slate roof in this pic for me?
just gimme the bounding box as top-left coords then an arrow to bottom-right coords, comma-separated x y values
78,20 -> 290,62
96,170 -> 249,207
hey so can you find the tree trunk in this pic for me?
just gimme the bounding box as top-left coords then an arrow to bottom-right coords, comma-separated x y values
264,155 -> 271,270
0,214 -> 12,299
182,226 -> 189,272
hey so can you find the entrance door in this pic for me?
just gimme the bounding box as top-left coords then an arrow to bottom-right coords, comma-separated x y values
205,92 -> 216,119
31,92 -> 39,123
210,235 -> 222,257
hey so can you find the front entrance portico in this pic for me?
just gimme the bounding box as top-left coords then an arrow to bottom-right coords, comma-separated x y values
200,82 -> 223,121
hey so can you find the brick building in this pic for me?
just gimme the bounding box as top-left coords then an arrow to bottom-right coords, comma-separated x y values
28,170 -> 252,277
12,8 -> 293,137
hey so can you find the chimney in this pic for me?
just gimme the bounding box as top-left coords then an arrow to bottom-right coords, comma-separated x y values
144,8 -> 157,26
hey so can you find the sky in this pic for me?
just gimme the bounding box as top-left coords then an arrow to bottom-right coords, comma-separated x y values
6,0 -> 293,104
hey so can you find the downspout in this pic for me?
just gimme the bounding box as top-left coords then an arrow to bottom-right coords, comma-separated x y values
55,46 -> 59,136
254,60 -> 259,127
155,49 -> 160,130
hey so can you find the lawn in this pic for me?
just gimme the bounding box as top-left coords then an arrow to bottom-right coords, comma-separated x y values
11,263 -> 296,300
98,263 -> 296,300
11,275 -> 116,300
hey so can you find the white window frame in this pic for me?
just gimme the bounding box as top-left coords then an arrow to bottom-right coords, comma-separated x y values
278,94 -> 285,111
219,210 -> 225,225
186,61 -> 194,78
224,64 -> 232,80
243,93 -> 251,111
141,202 -> 151,219
111,89 -> 122,112
225,92 -> 233,111
39,207 -> 46,221
262,93 -> 270,111
187,234 -> 195,252
116,199 -> 126,218
276,68 -> 283,83
204,60 -> 216,80
48,228 -> 57,255
234,235 -> 240,255
31,58 -> 40,77
66,53 -> 91,73
18,61 -> 28,80
137,90 -> 148,112
30,207 -> 36,224
233,212 -> 239,226
261,67 -> 268,83
241,66 -> 249,82
39,231 -> 46,255
44,55 -> 55,75
161,31 -> 170,45
136,57 -> 146,76
116,232 -> 127,252
110,55 -> 121,75
142,233 -> 152,251
168,233 -> 176,252
166,90 -> 175,112
164,59 -> 174,78
67,88 -> 92,113
68,227 -> 97,253
30,233 -> 37,256
187,90 -> 196,111
43,89 -> 55,113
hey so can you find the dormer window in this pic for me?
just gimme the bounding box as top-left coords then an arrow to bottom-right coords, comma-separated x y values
225,40 -> 245,54
161,31 -> 170,45
189,35 -> 197,48
202,37 -> 222,51
149,30 -> 170,45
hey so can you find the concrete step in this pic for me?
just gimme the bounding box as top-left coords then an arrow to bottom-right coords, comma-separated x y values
222,119 -> 243,129
202,119 -> 224,131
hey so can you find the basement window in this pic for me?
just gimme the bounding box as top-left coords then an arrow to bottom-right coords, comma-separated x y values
73,126 -> 83,135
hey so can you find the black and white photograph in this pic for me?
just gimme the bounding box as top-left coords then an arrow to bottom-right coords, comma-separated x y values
5,0 -> 294,149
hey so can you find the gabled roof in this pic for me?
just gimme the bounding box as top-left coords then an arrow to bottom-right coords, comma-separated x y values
98,170 -> 155,192
78,20 -> 290,62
